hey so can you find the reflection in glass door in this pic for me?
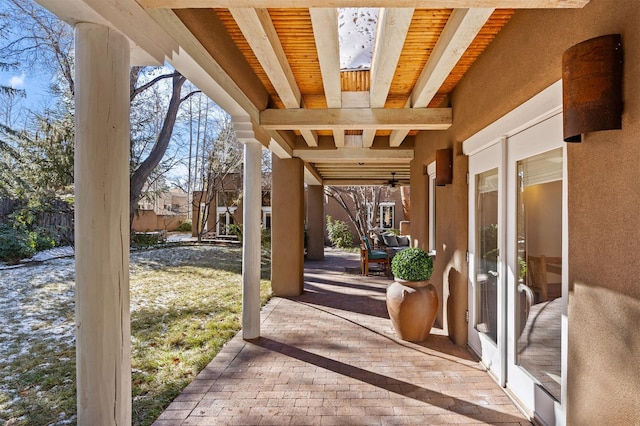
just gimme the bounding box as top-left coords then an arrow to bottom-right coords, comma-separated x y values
516,148 -> 563,402
476,169 -> 499,343
466,83 -> 566,423
467,141 -> 503,381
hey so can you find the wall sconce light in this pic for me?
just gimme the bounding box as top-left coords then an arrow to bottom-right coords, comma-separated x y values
562,34 -> 623,142
436,148 -> 453,186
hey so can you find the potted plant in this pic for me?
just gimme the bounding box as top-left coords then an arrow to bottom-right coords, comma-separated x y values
386,247 -> 438,342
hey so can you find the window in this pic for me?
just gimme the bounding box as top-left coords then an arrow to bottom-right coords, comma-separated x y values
217,190 -> 239,208
427,161 -> 436,253
262,191 -> 271,207
379,203 -> 395,229
262,207 -> 272,229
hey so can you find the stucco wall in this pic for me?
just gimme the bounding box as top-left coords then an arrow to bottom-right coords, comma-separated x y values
271,156 -> 305,296
411,0 -> 639,422
131,210 -> 187,232
411,139 -> 468,344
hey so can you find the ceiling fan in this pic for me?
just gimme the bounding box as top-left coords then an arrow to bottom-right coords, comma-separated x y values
386,172 -> 399,188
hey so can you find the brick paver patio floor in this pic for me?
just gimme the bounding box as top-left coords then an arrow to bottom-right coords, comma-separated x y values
154,248 -> 531,425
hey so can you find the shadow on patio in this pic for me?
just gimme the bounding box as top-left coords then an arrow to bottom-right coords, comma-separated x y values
154,248 -> 530,425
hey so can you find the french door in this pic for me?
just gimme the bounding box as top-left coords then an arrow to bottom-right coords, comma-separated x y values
465,82 -> 567,425
468,141 -> 505,384
505,113 -> 567,426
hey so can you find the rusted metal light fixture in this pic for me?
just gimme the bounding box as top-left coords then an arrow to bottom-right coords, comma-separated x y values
435,148 -> 452,186
562,34 -> 623,142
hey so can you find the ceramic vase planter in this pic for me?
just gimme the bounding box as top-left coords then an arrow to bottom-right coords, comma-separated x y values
386,279 -> 438,342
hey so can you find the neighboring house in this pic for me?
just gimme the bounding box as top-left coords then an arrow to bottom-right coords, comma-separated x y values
191,173 -> 271,238
131,187 -> 188,232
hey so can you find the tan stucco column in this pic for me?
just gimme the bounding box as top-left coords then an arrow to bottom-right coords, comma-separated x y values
234,118 -> 263,339
306,184 -> 325,260
74,23 -> 131,424
271,155 -> 304,296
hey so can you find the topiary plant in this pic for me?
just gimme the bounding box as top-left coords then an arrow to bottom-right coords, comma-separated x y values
391,247 -> 434,281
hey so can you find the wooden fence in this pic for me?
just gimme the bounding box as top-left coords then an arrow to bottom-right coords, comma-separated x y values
0,198 -> 75,244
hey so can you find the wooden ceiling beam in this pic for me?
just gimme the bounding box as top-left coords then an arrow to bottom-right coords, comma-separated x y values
323,179 -> 409,186
389,8 -> 493,147
293,148 -> 413,163
230,8 -> 318,147
316,166 -> 409,172
319,173 -> 410,178
362,8 -> 414,148
147,9 -> 259,117
309,8 -> 342,149
369,9 -> 414,108
229,8 -> 300,107
140,1 -> 591,9
310,8 -> 341,109
304,163 -> 323,185
261,107 -> 451,130
174,8 -> 270,110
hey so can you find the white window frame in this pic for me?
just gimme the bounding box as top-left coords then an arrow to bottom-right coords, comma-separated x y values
427,161 -> 436,254
216,207 -> 237,235
261,206 -> 272,229
379,202 -> 395,229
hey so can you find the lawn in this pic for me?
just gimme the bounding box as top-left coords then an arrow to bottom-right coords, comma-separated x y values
0,245 -> 272,425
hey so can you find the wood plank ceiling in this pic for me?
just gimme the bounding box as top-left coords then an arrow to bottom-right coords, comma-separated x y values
137,1 -> 588,186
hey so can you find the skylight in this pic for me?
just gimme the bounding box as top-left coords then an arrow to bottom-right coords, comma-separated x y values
338,8 -> 379,71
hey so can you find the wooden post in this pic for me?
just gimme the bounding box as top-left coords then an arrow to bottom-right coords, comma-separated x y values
234,118 -> 263,339
271,156 -> 305,296
242,140 -> 262,339
306,185 -> 325,260
74,23 -> 131,424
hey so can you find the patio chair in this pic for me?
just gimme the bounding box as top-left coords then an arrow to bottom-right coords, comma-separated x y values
360,236 -> 390,276
527,255 -> 562,302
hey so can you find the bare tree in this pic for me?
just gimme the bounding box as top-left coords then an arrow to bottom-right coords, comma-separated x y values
2,0 -> 74,98
128,68 -> 199,224
325,186 -> 382,239
0,1 -> 202,229
192,109 -> 243,241
400,186 -> 410,220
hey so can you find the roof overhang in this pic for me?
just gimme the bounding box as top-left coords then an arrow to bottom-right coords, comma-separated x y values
36,0 -> 590,186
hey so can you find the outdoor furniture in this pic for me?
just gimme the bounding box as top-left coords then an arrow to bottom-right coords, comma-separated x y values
378,232 -> 411,256
360,236 -> 390,276
527,255 -> 562,302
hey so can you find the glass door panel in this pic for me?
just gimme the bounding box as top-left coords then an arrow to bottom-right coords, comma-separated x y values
505,111 -> 566,426
476,169 -> 499,343
468,141 -> 503,380
516,148 -> 563,402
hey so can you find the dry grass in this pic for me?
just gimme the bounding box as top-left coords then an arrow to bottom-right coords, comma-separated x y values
0,245 -> 272,425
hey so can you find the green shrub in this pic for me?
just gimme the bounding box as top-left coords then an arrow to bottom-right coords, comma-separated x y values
228,224 -> 243,242
131,233 -> 163,248
33,227 -> 57,252
0,224 -> 38,263
176,221 -> 192,232
391,247 -> 434,281
326,216 -> 353,249
261,227 -> 271,250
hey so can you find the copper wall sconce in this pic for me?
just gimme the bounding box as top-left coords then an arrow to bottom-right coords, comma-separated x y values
562,34 -> 623,142
435,148 -> 452,186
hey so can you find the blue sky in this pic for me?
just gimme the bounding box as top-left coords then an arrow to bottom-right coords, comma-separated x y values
1,65 -> 54,113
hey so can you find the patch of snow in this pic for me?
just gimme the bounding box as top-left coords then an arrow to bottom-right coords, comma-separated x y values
338,8 -> 379,71
0,244 -> 237,421
27,246 -> 75,262
167,232 -> 193,242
